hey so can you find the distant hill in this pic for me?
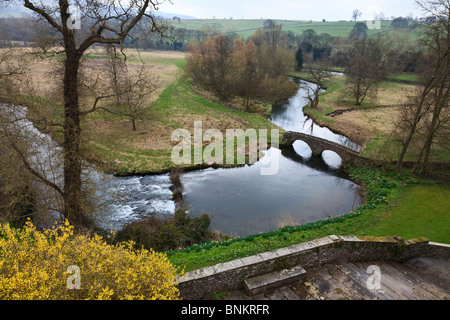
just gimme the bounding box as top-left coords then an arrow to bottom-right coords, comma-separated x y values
0,4 -> 418,42
169,19 -> 417,40
154,12 -> 197,20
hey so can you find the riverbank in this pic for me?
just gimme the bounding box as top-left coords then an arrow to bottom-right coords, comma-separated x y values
166,165 -> 449,272
0,49 -> 280,177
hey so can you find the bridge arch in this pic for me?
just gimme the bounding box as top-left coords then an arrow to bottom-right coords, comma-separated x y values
321,150 -> 343,169
282,131 -> 358,164
292,140 -> 313,159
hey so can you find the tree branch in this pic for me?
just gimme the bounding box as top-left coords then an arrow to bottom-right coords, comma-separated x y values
76,0 -> 162,55
1,127 -> 65,198
23,0 -> 63,33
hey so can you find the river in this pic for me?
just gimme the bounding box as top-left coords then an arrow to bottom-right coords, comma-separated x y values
98,78 -> 363,237
179,78 -> 362,237
1,77 -> 363,237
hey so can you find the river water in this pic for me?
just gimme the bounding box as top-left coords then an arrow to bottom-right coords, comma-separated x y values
180,78 -> 362,237
1,77 -> 363,237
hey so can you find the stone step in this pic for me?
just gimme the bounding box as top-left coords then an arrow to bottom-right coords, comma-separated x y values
244,265 -> 307,296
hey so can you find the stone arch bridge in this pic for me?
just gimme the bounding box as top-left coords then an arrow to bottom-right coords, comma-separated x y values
281,131 -> 373,166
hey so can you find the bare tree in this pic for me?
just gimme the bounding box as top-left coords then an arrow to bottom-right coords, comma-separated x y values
395,0 -> 449,172
2,0 -> 168,230
186,34 -> 235,101
77,46 -> 159,132
231,38 -> 260,111
0,103 -> 65,226
186,33 -> 296,111
343,34 -> 392,106
304,62 -> 331,109
259,20 -> 293,78
352,9 -> 362,21
32,19 -> 60,55
263,19 -> 287,53
103,48 -> 159,131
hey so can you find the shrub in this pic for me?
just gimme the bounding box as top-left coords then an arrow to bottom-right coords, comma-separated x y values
0,220 -> 181,300
115,208 -> 213,252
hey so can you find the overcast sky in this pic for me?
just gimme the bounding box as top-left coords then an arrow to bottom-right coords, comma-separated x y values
157,0 -> 424,21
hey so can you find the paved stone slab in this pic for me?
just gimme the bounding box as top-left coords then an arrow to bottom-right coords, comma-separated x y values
312,277 -> 331,293
279,286 -> 300,300
269,289 -> 285,300
259,251 -> 279,261
244,265 -> 306,296
316,266 -> 332,281
214,259 -> 245,274
240,254 -> 264,266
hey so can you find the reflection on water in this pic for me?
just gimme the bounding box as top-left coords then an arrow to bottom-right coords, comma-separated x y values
181,148 -> 362,237
271,79 -> 361,152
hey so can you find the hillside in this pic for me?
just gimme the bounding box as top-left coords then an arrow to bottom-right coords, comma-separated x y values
169,19 -> 419,40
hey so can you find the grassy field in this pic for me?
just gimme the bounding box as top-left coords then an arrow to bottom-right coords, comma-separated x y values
295,72 -> 412,144
170,19 -> 418,40
359,184 -> 450,243
2,48 -> 279,175
82,51 -> 280,175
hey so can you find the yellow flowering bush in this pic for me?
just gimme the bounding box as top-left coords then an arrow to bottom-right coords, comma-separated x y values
0,220 -> 181,300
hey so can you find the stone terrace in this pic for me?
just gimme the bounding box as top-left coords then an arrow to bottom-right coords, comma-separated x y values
221,257 -> 450,300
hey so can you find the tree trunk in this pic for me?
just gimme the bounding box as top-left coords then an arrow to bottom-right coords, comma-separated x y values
420,86 -> 448,174
396,84 -> 433,171
354,78 -> 362,106
62,35 -> 91,230
19,0 -> 162,231
396,112 -> 421,171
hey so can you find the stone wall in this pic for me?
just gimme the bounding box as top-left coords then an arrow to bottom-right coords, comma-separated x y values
176,235 -> 450,300
281,131 -> 373,165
